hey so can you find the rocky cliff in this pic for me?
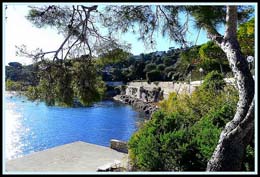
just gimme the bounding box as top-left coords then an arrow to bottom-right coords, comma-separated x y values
113,95 -> 158,118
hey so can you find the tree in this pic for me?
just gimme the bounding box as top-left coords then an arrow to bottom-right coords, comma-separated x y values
144,63 -> 157,72
97,47 -> 132,66
157,63 -> 166,71
191,6 -> 254,171
199,41 -> 229,73
103,5 -> 255,171
237,17 -> 255,57
18,5 -> 126,106
146,70 -> 162,82
180,46 -> 200,65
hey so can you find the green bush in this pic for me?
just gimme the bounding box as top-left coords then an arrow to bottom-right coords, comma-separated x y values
201,71 -> 226,91
157,64 -> 166,71
146,70 -> 162,82
25,86 -> 39,100
6,79 -> 23,91
164,66 -> 175,74
242,143 -> 254,171
128,72 -> 241,171
129,110 -> 194,171
144,63 -> 157,72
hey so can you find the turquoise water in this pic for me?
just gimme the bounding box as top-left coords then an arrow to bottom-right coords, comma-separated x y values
4,92 -> 145,160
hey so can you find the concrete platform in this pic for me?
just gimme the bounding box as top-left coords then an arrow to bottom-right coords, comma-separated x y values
5,141 -> 127,173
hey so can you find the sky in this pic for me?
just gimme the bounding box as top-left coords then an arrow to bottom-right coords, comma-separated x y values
3,3 -> 213,66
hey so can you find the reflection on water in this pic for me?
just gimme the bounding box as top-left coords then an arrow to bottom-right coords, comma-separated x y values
5,103 -> 23,160
4,92 -> 145,160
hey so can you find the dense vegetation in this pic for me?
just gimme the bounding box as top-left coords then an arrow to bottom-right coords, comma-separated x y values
6,62 -> 38,87
5,43 -> 231,94
128,71 -> 254,171
5,4 -> 255,172
99,44 -> 232,83
6,58 -> 105,107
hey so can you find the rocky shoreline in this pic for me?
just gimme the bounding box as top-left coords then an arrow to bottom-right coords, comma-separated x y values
113,94 -> 159,118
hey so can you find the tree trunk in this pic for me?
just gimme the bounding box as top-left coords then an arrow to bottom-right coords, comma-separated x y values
206,6 -> 255,171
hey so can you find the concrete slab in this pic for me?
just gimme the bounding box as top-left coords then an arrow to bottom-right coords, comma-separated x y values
5,141 -> 127,172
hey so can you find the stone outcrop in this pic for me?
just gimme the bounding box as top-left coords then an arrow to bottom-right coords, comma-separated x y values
125,85 -> 164,102
113,95 -> 158,118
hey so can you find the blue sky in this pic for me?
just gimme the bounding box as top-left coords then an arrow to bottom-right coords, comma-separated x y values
3,3 -> 220,65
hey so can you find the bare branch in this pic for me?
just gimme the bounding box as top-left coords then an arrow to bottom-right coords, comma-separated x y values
21,5 -> 115,63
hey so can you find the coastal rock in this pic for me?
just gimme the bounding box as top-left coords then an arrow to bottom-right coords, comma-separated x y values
113,95 -> 158,118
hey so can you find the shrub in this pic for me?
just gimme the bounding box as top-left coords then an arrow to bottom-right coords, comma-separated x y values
128,72 -> 240,171
128,110 -> 194,171
144,63 -> 157,72
157,64 -> 166,71
146,70 -> 162,82
25,86 -> 39,100
164,66 -> 175,74
6,79 -> 23,91
201,71 -> 226,91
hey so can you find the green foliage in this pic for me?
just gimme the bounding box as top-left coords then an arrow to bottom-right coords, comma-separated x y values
103,6 -> 186,46
129,110 -> 194,171
199,41 -> 225,61
199,41 -> 230,73
6,62 -> 39,86
72,60 -> 106,106
22,59 -> 106,107
6,79 -> 23,91
242,143 -> 255,171
99,43 -> 230,83
144,63 -> 157,72
201,71 -> 225,91
27,6 -> 70,31
129,72 -> 240,171
191,116 -> 221,162
146,70 -> 162,82
37,77 -> 56,106
97,48 -> 132,66
25,86 -> 40,101
54,67 -> 74,106
164,66 -> 175,74
198,58 -> 220,73
157,64 -> 166,71
162,56 -> 174,66
110,68 -> 126,81
158,92 -> 175,110
187,6 -> 226,32
180,47 -> 200,65
237,17 -> 255,57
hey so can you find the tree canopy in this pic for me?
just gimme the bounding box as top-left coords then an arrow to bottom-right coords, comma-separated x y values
237,17 -> 255,57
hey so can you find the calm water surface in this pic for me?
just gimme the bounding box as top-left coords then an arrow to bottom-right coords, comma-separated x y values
4,92 -> 145,160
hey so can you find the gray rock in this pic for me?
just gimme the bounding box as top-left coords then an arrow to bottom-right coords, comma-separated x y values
113,94 -> 158,118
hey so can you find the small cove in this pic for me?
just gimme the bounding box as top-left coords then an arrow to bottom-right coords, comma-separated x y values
4,92 -> 146,160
